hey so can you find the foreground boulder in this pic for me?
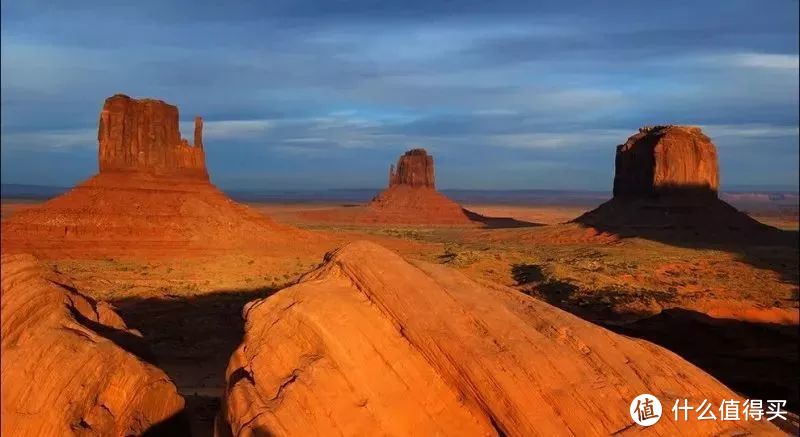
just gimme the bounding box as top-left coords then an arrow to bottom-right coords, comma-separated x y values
1,94 -> 309,257
1,254 -> 185,436
218,241 -> 780,436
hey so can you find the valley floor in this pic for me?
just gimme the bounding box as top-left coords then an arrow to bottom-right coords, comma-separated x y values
2,199 -> 798,435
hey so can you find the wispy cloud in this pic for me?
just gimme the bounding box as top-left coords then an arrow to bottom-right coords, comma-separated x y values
703,123 -> 800,139
180,119 -> 274,140
1,0 -> 798,189
729,53 -> 799,70
1,128 -> 95,150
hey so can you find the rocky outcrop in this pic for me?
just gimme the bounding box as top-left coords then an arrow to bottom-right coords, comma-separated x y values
1,254 -> 185,436
363,148 -> 476,225
613,125 -> 719,199
575,126 -> 781,243
2,95 -> 311,257
389,148 -> 435,188
98,94 -> 208,180
217,241 -> 781,436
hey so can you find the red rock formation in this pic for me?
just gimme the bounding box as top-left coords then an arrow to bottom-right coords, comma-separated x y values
389,148 -> 435,188
217,241 -> 781,436
1,94 -> 311,257
362,148 -> 476,224
1,254 -> 185,436
575,125 -> 781,243
613,125 -> 719,198
194,115 -> 204,151
98,94 -> 208,180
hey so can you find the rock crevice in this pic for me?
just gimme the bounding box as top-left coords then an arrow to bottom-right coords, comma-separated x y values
0,254 -> 186,436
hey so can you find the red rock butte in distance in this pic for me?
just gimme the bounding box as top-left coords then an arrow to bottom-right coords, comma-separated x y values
0,94 -> 308,256
574,125 -> 781,243
613,125 -> 719,199
98,94 -> 208,180
389,148 -> 436,188
367,148 -> 477,225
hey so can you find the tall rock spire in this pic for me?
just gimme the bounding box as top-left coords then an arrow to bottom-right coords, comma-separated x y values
194,116 -> 204,150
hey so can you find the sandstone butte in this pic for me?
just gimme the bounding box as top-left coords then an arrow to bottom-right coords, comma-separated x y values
613,125 -> 719,198
1,253 -> 185,436
575,125 -> 777,239
216,240 -> 781,437
367,148 -> 477,225
1,94 -> 308,257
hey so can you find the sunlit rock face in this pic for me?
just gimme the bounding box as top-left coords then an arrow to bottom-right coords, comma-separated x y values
613,125 -> 719,199
0,254 -> 186,436
98,94 -> 208,180
1,94 -> 310,257
388,148 -> 436,188
217,241 -> 782,436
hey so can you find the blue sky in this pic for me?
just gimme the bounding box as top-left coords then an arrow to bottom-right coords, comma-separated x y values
1,0 -> 798,190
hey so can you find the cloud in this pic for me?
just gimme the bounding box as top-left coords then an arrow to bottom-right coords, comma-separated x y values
1,0 -> 798,190
180,120 -> 275,140
727,53 -> 800,70
700,53 -> 800,70
1,128 -> 95,150
703,124 -> 800,140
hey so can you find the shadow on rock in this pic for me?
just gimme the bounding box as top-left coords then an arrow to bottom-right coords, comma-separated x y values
513,264 -> 798,414
113,287 -> 279,437
142,410 -> 193,437
610,308 -> 799,414
573,197 -> 799,287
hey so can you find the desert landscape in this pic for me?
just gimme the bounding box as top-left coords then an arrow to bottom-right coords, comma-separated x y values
1,94 -> 797,436
2,2 -> 798,436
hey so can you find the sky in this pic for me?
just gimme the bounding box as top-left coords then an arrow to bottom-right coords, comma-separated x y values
1,0 -> 798,191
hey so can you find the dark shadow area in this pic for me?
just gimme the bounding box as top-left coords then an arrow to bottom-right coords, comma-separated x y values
513,266 -> 798,416
511,263 -> 546,284
511,264 -> 800,413
142,410 -> 193,437
610,309 -> 799,415
113,287 -> 278,437
573,196 -> 799,286
67,304 -> 158,364
462,208 -> 542,229
521,278 -> 675,324
49,278 -> 159,365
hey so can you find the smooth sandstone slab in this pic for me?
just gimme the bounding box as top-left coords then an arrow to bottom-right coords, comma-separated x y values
0,254 -> 185,436
219,241 -> 781,436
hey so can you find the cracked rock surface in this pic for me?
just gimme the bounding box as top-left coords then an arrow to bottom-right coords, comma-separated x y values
1,253 -> 185,436
217,241 -> 781,436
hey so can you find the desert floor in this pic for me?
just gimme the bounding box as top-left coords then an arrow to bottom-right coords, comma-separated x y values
2,199 -> 798,435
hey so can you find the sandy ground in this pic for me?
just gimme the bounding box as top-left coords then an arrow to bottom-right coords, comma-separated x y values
2,198 -> 798,435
